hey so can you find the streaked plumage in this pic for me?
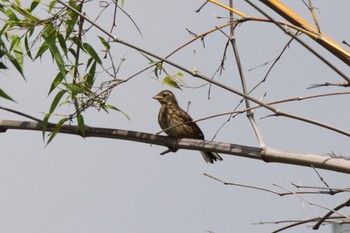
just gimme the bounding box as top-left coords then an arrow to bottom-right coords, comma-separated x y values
153,90 -> 223,163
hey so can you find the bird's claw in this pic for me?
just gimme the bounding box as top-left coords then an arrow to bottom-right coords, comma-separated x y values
160,136 -> 179,156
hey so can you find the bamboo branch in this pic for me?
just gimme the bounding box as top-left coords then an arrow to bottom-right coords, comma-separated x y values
1,119 -> 350,174
260,0 -> 350,66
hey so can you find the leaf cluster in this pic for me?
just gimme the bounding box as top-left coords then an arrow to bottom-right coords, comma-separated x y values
0,0 -> 127,143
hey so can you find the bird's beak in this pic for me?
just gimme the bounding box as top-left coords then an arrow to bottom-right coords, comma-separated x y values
153,94 -> 162,100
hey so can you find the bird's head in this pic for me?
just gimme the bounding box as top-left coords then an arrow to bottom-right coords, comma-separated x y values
153,90 -> 179,106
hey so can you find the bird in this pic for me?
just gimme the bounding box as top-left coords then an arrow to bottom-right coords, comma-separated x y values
153,90 -> 223,163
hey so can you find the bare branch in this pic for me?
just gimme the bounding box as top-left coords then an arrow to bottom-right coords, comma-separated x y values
204,173 -> 344,196
313,198 -> 350,230
204,173 -> 281,195
273,184 -> 350,220
311,165 -> 331,188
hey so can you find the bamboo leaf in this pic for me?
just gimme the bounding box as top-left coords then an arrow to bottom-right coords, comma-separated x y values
10,35 -> 23,74
85,60 -> 96,88
0,61 -> 7,69
98,36 -> 110,50
48,0 -> 56,13
57,33 -> 67,56
14,0 -> 21,7
77,114 -> 85,137
140,52 -> 155,64
46,117 -> 68,145
42,90 -> 66,140
104,104 -> 130,120
4,9 -> 19,21
48,72 -> 65,95
24,35 -> 33,60
41,113 -> 50,140
43,25 -> 67,78
29,0 -> 40,12
49,89 -> 66,113
5,51 -> 24,78
162,76 -> 181,89
83,42 -> 102,64
62,83 -> 82,95
35,41 -> 48,59
0,88 -> 15,102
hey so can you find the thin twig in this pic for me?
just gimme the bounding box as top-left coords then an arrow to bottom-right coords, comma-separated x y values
311,165 -> 330,188
313,198 -> 350,230
248,34 -> 297,94
303,0 -> 321,33
204,173 -> 282,195
274,184 -> 350,220
204,173 -> 345,196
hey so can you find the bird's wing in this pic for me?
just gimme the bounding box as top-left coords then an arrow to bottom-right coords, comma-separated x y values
176,107 -> 205,139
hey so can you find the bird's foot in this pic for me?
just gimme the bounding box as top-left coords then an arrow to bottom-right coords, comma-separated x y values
160,136 -> 180,156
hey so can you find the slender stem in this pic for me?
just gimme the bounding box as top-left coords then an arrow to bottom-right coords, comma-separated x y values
229,0 -> 265,146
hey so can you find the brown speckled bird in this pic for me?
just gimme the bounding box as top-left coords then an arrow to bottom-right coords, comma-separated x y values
153,90 -> 223,163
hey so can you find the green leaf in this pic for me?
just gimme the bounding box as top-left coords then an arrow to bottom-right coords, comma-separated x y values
0,88 -> 15,102
9,34 -> 20,52
7,52 -> 24,78
24,35 -> 32,60
35,41 -> 48,59
43,25 -> 67,78
48,72 -> 65,95
42,90 -> 66,140
83,42 -> 102,64
77,114 -> 85,137
65,19 -> 76,39
4,9 -> 19,21
162,76 -> 181,89
86,57 -> 93,71
98,36 -> 110,51
140,52 -> 155,64
104,104 -> 130,120
0,61 -> 8,69
9,35 -> 23,74
14,0 -> 21,6
68,48 -> 77,58
49,89 -> 66,113
29,0 -> 40,12
140,52 -> 164,78
57,33 -> 67,56
48,1 -> 56,13
42,113 -> 50,140
85,61 -> 96,88
46,117 -> 68,145
62,83 -> 82,95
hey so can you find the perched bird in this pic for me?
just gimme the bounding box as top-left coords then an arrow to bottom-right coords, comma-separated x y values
153,90 -> 223,163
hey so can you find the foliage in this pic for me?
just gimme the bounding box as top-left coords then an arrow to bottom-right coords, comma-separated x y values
0,0 -> 128,142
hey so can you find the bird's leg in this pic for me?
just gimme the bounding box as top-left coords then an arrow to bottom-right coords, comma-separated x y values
160,136 -> 180,155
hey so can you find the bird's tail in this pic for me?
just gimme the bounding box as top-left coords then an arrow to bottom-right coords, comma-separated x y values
200,151 -> 223,163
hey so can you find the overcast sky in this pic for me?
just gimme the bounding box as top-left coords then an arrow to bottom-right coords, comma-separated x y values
0,1 -> 349,233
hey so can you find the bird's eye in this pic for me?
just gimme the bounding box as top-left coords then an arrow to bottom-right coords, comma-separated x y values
162,93 -> 167,97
